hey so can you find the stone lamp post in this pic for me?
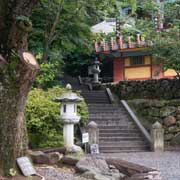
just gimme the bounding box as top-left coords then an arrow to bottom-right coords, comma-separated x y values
55,84 -> 83,153
91,58 -> 101,84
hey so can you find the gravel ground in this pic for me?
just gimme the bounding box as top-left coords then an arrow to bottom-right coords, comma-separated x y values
99,151 -> 180,180
36,165 -> 75,180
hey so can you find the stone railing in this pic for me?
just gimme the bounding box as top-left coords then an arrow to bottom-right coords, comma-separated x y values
121,100 -> 152,144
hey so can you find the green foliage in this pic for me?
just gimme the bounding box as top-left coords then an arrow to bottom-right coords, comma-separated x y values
26,87 -> 89,148
15,15 -> 30,22
26,87 -> 64,148
150,1 -> 180,76
77,92 -> 89,126
29,0 -> 121,79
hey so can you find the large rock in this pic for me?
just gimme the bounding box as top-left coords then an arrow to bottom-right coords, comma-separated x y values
163,116 -> 176,127
76,157 -> 109,173
62,154 -> 81,166
171,133 -> 180,145
28,150 -> 63,164
160,106 -> 176,117
28,150 -> 49,164
47,152 -> 63,164
76,157 -> 124,180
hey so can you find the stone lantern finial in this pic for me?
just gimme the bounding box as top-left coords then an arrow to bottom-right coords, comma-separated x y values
66,83 -> 72,91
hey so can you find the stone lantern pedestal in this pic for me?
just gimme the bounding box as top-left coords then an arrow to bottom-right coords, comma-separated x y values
55,84 -> 83,153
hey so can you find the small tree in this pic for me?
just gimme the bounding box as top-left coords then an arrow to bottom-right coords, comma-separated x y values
152,27 -> 180,78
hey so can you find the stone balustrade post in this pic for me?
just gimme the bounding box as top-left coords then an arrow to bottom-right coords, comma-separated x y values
87,121 -> 99,152
151,121 -> 164,152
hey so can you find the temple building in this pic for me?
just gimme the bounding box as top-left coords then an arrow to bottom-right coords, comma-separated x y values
91,0 -> 177,83
94,36 -> 177,82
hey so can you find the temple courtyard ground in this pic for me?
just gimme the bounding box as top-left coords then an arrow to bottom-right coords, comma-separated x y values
99,151 -> 180,180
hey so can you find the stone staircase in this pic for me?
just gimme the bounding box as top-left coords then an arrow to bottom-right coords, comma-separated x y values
63,76 -> 150,153
81,90 -> 150,153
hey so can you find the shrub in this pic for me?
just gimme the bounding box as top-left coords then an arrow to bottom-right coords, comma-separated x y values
26,87 -> 88,148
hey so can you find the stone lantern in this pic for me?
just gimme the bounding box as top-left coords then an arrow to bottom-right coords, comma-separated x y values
91,57 -> 101,84
55,84 -> 83,152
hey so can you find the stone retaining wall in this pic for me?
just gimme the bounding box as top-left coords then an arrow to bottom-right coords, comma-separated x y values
129,99 -> 180,146
109,78 -> 180,99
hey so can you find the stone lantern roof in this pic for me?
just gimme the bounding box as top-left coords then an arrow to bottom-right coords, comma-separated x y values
91,57 -> 101,65
55,84 -> 83,102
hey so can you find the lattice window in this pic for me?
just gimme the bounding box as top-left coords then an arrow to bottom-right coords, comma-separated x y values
130,56 -> 144,66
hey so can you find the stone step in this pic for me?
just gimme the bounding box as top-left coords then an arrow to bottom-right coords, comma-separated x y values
85,101 -> 110,105
99,137 -> 145,142
88,103 -> 119,110
90,119 -> 127,124
88,108 -> 125,111
88,105 -> 121,108
91,121 -> 127,126
81,94 -> 108,97
98,125 -> 129,130
98,125 -> 137,129
99,129 -> 140,133
88,103 -> 119,105
82,97 -> 109,100
83,95 -> 109,99
88,110 -> 124,114
100,140 -> 148,146
99,145 -> 149,151
95,122 -> 128,126
99,149 -> 149,153
81,90 -> 106,94
99,132 -> 142,137
89,113 -> 129,118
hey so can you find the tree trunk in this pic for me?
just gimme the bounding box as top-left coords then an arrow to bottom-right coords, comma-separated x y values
0,52 -> 39,176
0,0 -> 39,176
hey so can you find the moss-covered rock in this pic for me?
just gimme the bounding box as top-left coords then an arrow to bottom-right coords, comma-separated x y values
159,106 -> 176,117
171,133 -> 180,145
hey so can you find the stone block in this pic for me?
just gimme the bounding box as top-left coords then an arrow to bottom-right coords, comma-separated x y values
164,133 -> 174,141
176,115 -> 180,121
163,116 -> 176,127
160,106 -> 176,117
168,126 -> 180,133
170,133 -> 180,145
176,106 -> 180,115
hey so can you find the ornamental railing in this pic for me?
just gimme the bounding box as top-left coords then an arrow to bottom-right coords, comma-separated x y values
95,35 -> 153,53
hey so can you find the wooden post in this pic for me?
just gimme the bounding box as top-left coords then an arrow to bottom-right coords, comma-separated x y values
151,121 -> 164,152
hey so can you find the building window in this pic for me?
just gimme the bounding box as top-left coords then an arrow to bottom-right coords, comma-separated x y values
130,56 -> 144,66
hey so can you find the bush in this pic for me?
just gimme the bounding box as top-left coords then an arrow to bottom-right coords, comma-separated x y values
26,87 -> 88,148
